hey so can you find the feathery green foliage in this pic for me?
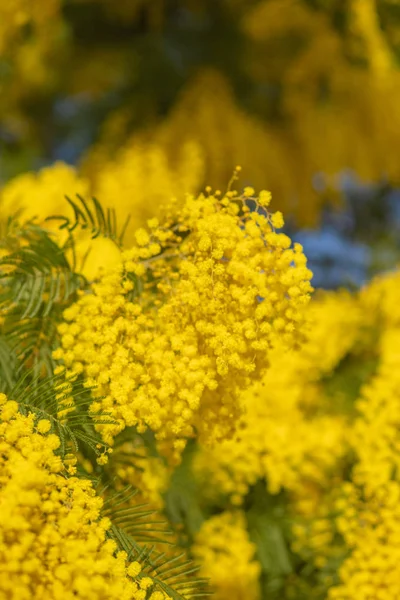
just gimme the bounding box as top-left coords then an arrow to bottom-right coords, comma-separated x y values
0,221 -> 85,380
46,194 -> 130,247
9,372 -> 112,457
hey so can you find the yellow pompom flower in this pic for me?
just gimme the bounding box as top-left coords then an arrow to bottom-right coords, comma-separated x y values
55,186 -> 313,462
36,419 -> 52,434
327,269 -> 400,599
194,290 -> 361,502
0,395 -> 171,600
192,511 -> 261,600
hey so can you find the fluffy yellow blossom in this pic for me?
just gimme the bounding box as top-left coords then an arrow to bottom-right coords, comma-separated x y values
194,290 -> 362,501
36,419 -> 52,434
290,482 -> 344,575
350,329 -> 400,492
196,374 -> 348,501
270,211 -> 284,229
55,187 -> 312,461
127,562 -> 142,578
0,395 -> 171,600
329,481 -> 400,600
323,269 -> 400,598
348,270 -> 400,492
192,511 -> 261,600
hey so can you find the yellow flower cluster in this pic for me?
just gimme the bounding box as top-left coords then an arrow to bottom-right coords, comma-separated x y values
111,441 -> 169,509
329,481 -> 400,600
351,271 -> 400,492
194,291 -> 362,502
0,393 -> 170,600
192,511 -> 261,600
351,329 -> 400,492
327,270 -> 400,599
291,490 -> 342,574
54,187 -> 312,462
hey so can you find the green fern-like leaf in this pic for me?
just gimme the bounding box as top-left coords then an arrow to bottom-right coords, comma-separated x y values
0,335 -> 17,391
10,373 -> 114,458
0,222 -> 85,378
100,486 -> 210,599
0,222 -> 84,318
46,194 -> 130,246
101,485 -> 173,545
107,525 -> 210,600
